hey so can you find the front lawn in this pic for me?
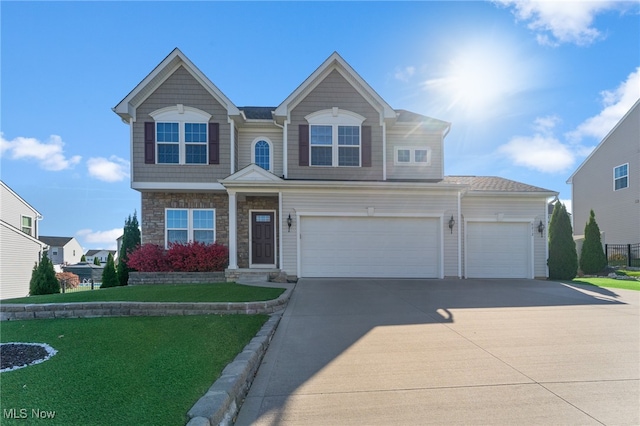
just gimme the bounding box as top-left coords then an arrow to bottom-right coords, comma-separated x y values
0,315 -> 267,425
1,283 -> 285,304
567,276 -> 640,291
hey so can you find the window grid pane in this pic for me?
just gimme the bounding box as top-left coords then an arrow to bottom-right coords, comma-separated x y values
185,123 -> 207,143
338,126 -> 359,146
397,149 -> 410,162
615,177 -> 628,190
193,210 -> 214,229
310,126 -> 332,145
415,150 -> 428,163
168,230 -> 188,245
167,210 -> 188,229
157,123 -> 179,142
338,147 -> 360,166
255,140 -> 270,170
193,230 -> 214,245
158,144 -> 179,163
186,145 -> 207,164
311,146 -> 332,166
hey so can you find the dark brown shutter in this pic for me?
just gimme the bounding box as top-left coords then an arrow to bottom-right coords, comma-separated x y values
299,124 -> 309,166
361,125 -> 372,167
144,122 -> 155,164
208,123 -> 219,164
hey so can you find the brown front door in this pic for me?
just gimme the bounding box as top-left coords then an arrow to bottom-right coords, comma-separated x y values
251,212 -> 275,265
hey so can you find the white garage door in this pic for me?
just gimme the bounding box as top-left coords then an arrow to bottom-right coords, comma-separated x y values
466,222 -> 531,278
300,216 -> 440,278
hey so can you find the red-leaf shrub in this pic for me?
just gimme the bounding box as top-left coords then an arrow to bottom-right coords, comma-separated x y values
126,244 -> 170,272
166,242 -> 229,272
56,272 -> 80,289
126,242 -> 228,272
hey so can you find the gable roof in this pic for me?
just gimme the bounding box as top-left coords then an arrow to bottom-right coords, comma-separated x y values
113,48 -> 240,123
85,249 -> 116,256
274,52 -> 396,124
567,98 -> 640,184
444,176 -> 557,196
39,236 -> 75,247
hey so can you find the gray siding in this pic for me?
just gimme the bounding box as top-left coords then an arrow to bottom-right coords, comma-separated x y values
280,189 -> 459,278
572,104 -> 640,244
1,184 -> 38,235
386,128 -> 444,180
1,224 -> 43,299
287,70 -> 384,181
132,65 -> 232,184
237,126 -> 284,177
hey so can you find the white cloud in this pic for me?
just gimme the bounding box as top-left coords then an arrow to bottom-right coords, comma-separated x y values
76,228 -> 122,250
394,66 -> 416,82
0,133 -> 81,171
499,132 -> 576,173
568,67 -> 640,142
87,156 -> 130,182
495,0 -> 631,46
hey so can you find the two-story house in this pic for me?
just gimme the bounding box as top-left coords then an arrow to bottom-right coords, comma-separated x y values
114,49 -> 556,280
568,99 -> 640,245
85,249 -> 118,265
39,236 -> 83,268
1,181 -> 47,298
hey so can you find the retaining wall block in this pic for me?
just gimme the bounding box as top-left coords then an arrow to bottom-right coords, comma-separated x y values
187,391 -> 230,425
186,416 -> 211,426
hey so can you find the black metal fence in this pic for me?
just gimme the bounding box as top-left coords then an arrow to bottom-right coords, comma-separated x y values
605,243 -> 640,268
60,279 -> 100,294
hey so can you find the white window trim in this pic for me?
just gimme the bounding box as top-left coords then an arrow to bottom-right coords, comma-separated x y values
164,208 -> 216,248
613,163 -> 629,191
21,214 -> 33,236
150,105 -> 212,165
251,137 -> 274,172
394,147 -> 431,166
306,108 -> 365,168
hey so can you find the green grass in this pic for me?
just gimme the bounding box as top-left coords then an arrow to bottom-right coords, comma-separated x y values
2,283 -> 285,304
0,315 -> 267,425
567,276 -> 640,291
617,269 -> 640,277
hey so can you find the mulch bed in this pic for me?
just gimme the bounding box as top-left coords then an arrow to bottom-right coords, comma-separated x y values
0,343 -> 57,373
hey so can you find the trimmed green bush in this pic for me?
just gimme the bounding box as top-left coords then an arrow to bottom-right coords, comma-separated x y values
548,202 -> 578,280
93,256 -> 102,266
580,209 -> 607,274
29,252 -> 60,295
101,252 -> 119,288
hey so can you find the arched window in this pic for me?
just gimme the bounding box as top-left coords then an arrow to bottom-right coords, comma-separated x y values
252,139 -> 272,171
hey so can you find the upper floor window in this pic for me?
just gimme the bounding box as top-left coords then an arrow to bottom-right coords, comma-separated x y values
394,147 -> 431,166
165,208 -> 215,248
150,105 -> 212,165
614,163 -> 628,190
21,215 -> 33,236
306,108 -> 365,167
252,138 -> 272,171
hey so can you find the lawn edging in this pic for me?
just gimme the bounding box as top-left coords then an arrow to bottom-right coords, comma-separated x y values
186,312 -> 281,426
0,288 -> 292,321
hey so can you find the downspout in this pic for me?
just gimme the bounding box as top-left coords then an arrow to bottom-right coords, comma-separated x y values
129,117 -> 134,187
382,121 -> 387,181
545,197 -> 550,278
282,120 -> 288,179
278,192 -> 283,270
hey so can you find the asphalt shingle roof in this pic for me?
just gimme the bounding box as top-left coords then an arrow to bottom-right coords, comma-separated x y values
443,176 -> 555,193
39,236 -> 74,247
239,107 -> 275,120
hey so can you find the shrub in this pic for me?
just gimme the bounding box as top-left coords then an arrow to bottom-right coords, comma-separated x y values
101,253 -> 119,288
580,210 -> 607,274
118,211 -> 141,286
166,242 -> 229,272
126,242 -> 228,272
548,202 -> 578,280
56,272 -> 80,290
30,253 -> 60,295
126,244 -> 171,272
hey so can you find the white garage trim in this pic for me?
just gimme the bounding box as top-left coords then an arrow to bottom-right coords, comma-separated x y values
464,218 -> 534,279
297,212 -> 444,278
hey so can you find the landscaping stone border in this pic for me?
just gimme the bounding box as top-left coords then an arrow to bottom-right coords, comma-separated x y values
186,313 -> 281,426
0,289 -> 292,321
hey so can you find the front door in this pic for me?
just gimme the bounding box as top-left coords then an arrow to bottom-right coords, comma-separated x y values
251,212 -> 275,266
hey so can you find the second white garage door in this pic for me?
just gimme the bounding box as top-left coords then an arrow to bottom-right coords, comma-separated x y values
300,216 -> 440,278
466,222 -> 532,278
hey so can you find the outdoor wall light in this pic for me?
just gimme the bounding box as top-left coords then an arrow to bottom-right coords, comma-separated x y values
287,214 -> 293,232
448,215 -> 455,234
537,220 -> 545,237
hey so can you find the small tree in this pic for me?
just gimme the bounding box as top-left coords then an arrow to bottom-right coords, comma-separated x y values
81,254 -> 86,262
30,252 -> 60,295
580,210 -> 607,274
548,202 -> 578,280
101,252 -> 119,288
93,256 -> 102,266
118,211 -> 141,286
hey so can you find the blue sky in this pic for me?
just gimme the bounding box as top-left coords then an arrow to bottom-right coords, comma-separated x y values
2,1 -> 639,251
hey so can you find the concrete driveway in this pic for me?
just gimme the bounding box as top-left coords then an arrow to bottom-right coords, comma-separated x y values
235,278 -> 640,425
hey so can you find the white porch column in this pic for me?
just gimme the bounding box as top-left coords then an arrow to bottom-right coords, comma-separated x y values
228,190 -> 238,269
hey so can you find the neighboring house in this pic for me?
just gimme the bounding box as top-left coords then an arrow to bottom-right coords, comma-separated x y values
85,249 -> 117,265
0,181 -> 47,299
39,236 -> 84,267
567,99 -> 640,245
113,49 -> 557,279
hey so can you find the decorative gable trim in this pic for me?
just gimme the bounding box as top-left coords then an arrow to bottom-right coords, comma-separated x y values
113,48 -> 240,122
220,164 -> 284,184
274,52 -> 395,125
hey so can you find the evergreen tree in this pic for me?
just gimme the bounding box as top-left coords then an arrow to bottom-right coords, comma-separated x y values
118,211 -> 141,286
101,252 -> 119,288
29,252 -> 60,295
81,254 -> 86,262
93,256 -> 102,266
548,202 -> 578,280
580,209 -> 607,274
